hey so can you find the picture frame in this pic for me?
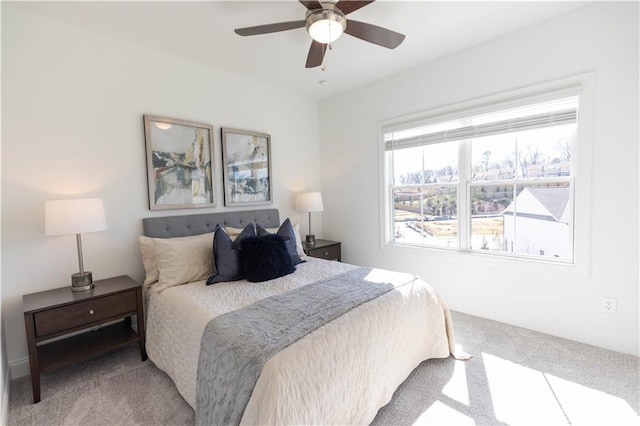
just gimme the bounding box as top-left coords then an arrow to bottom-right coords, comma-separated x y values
143,115 -> 215,210
221,127 -> 273,207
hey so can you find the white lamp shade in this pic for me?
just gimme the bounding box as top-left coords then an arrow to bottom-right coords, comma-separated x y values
296,192 -> 324,213
45,198 -> 108,236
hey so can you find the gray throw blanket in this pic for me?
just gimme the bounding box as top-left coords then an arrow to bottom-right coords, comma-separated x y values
195,267 -> 411,425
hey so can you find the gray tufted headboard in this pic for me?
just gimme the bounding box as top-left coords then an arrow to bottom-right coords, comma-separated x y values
142,209 -> 280,238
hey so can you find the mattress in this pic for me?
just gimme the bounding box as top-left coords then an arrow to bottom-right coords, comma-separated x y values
145,256 -> 457,424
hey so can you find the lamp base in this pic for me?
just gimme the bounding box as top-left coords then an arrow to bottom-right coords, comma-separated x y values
305,234 -> 316,244
71,272 -> 94,292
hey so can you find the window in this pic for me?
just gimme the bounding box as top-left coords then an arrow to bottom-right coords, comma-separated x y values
384,91 -> 579,262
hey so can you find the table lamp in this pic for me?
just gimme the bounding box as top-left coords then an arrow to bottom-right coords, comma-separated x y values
296,192 -> 323,245
45,198 -> 108,291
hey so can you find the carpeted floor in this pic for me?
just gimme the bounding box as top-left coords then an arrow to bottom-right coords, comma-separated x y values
8,311 -> 639,425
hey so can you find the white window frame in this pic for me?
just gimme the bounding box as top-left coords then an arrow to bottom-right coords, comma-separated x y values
378,73 -> 594,275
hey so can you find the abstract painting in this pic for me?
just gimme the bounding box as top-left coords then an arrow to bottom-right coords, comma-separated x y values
143,115 -> 215,210
221,127 -> 272,206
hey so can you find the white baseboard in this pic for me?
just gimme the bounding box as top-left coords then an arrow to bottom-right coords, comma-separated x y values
9,357 -> 29,380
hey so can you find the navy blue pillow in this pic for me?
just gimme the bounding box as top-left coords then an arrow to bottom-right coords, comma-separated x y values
240,234 -> 295,283
256,218 -> 304,265
206,223 -> 255,285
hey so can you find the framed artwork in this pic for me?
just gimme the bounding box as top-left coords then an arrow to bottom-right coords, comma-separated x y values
221,127 -> 273,207
143,115 -> 215,210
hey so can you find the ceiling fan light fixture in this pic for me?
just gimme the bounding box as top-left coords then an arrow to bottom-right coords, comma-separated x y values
234,1 -> 405,69
306,8 -> 346,44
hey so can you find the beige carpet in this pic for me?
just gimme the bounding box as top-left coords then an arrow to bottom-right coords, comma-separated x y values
8,311 -> 639,425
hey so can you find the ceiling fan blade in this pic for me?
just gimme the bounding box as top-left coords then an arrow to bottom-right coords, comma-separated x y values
235,20 -> 306,36
299,0 -> 322,10
344,20 -> 405,49
305,40 -> 327,68
335,1 -> 375,15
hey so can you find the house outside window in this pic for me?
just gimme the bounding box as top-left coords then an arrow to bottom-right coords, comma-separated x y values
383,91 -> 579,263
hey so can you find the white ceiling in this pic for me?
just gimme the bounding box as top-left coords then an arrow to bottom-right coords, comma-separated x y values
12,1 -> 585,99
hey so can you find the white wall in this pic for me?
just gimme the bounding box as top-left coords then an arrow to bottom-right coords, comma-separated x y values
1,5 -> 322,376
0,4 -> 7,415
319,2 -> 639,356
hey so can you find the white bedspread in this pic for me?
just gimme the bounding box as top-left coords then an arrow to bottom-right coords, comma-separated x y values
145,257 -> 457,425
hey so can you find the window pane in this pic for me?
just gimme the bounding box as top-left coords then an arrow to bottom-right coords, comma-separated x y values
470,184 -> 514,252
515,124 -> 573,178
471,124 -> 574,181
393,187 -> 457,247
471,182 -> 573,259
471,133 -> 516,182
503,182 -> 572,260
392,141 -> 458,185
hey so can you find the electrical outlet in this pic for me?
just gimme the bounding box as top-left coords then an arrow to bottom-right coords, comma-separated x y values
601,297 -> 617,314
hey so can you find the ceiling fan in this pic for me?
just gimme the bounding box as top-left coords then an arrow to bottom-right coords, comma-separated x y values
234,0 -> 405,68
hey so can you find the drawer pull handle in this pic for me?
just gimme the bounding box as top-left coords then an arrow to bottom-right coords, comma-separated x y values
324,251 -> 329,256
89,309 -> 95,315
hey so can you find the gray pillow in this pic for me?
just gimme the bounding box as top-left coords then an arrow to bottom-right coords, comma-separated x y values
206,223 -> 255,285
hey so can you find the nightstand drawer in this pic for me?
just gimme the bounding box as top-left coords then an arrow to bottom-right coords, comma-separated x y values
308,244 -> 341,261
34,291 -> 137,338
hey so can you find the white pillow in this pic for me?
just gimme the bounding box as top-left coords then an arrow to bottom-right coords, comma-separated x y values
151,232 -> 214,292
138,236 -> 159,287
224,225 -> 251,238
293,223 -> 306,258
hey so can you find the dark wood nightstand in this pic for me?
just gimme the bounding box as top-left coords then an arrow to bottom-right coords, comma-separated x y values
23,275 -> 147,403
303,239 -> 341,261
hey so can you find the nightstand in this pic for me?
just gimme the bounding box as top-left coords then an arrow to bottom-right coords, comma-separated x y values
23,275 -> 146,403
303,239 -> 341,261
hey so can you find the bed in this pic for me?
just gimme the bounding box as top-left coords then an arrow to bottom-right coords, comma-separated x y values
140,209 -> 466,425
